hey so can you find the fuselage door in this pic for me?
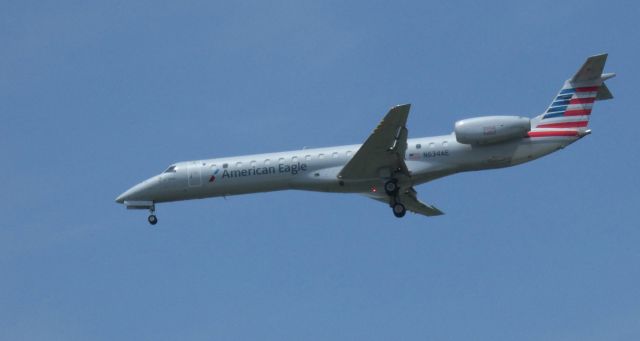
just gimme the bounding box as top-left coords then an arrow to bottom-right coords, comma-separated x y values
188,162 -> 202,187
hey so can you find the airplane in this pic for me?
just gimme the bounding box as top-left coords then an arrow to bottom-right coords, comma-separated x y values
116,54 -> 614,225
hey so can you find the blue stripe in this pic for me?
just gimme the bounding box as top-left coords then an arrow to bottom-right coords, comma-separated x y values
551,100 -> 570,106
543,112 -> 566,119
546,105 -> 567,113
560,88 -> 576,94
555,94 -> 573,100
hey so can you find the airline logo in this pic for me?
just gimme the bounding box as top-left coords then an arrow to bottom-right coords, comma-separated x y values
209,168 -> 220,183
530,85 -> 599,138
208,162 -> 309,183
542,86 -> 598,119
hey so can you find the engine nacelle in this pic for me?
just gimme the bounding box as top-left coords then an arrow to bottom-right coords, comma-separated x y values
454,116 -> 531,145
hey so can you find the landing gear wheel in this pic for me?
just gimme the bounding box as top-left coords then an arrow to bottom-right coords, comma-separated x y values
392,203 -> 406,218
384,179 -> 398,196
148,214 -> 158,225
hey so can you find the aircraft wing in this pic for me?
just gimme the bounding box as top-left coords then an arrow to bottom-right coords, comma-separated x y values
367,186 -> 444,217
338,104 -> 411,180
400,187 -> 444,216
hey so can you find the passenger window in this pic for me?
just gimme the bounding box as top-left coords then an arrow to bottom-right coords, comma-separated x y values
236,162 -> 243,168
416,144 -> 422,149
223,163 -> 228,169
346,151 -> 353,157
250,160 -> 256,167
332,152 -> 339,158
292,156 -> 298,163
429,142 -> 435,148
318,153 -> 325,159
278,157 -> 285,164
264,159 -> 271,165
305,155 -> 311,161
442,141 -> 448,147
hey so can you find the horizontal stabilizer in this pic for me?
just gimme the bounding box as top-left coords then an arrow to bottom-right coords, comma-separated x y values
571,53 -> 608,83
596,82 -> 613,100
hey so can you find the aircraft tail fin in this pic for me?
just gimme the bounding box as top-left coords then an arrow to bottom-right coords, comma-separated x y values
529,54 -> 614,137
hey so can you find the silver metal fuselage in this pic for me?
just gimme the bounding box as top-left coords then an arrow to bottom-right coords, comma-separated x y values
116,53 -> 613,222
115,134 -> 576,204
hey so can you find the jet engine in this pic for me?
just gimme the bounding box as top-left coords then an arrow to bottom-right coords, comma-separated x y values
454,116 -> 531,145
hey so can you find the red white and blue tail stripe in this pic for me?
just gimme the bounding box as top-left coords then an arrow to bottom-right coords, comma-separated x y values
529,54 -> 614,138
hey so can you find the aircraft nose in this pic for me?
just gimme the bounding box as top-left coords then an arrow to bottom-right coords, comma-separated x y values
115,177 -> 158,204
115,185 -> 139,204
115,192 -> 126,204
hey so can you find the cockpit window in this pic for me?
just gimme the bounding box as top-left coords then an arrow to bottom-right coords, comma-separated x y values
164,165 -> 177,173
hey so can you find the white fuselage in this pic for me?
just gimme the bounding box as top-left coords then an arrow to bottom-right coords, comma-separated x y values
115,133 -> 576,205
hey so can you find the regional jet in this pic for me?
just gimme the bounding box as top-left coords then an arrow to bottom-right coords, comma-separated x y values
116,54 -> 614,225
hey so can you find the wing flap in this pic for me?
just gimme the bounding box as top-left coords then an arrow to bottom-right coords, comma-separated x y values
366,187 -> 444,217
401,187 -> 444,216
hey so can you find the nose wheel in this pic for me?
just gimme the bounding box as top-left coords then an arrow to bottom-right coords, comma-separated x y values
148,205 -> 158,225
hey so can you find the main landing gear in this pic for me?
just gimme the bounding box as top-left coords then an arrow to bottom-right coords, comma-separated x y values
385,179 -> 406,218
148,205 -> 158,225
384,179 -> 398,196
392,202 -> 406,218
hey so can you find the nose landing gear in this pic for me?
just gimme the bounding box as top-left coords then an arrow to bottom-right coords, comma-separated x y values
148,205 -> 158,225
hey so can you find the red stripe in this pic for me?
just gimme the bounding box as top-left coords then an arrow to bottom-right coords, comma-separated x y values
564,109 -> 592,116
537,121 -> 588,128
528,131 -> 579,138
575,86 -> 599,92
569,97 -> 595,104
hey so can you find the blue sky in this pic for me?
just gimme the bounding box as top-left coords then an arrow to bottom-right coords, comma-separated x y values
2,1 -> 639,340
